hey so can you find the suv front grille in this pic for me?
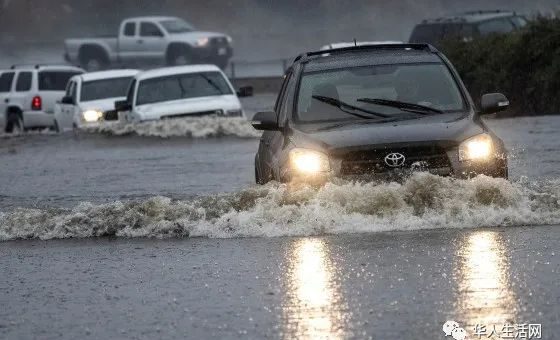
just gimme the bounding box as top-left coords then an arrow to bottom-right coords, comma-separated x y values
338,145 -> 451,175
103,110 -> 118,121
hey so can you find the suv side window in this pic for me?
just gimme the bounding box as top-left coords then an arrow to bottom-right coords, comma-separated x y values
478,18 -> 515,36
278,72 -> 297,125
15,72 -> 32,92
0,72 -> 15,92
123,22 -> 136,37
140,22 -> 163,37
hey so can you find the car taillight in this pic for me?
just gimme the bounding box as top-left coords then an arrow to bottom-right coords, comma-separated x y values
31,96 -> 42,111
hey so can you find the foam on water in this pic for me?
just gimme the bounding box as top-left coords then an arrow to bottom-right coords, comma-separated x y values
0,129 -> 57,139
84,116 -> 261,138
1,173 -> 559,241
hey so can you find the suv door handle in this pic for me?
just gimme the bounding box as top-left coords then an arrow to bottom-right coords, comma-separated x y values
4,99 -> 8,103
137,39 -> 144,44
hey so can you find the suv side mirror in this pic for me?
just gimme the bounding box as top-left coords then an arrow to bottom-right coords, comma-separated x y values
115,100 -> 132,112
237,86 -> 254,98
61,96 -> 74,105
481,93 -> 509,114
251,111 -> 278,130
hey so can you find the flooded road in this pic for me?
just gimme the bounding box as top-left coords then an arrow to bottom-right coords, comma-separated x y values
1,97 -> 559,338
1,227 -> 558,339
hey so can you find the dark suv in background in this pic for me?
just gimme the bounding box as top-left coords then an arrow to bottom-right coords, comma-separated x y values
409,10 -> 528,46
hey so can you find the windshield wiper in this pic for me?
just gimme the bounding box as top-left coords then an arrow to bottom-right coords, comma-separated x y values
199,74 -> 224,95
314,114 -> 422,131
312,95 -> 391,119
357,98 -> 444,115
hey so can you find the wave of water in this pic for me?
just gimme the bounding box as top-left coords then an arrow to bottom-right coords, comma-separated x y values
1,173 -> 559,241
84,117 -> 261,138
0,129 -> 57,139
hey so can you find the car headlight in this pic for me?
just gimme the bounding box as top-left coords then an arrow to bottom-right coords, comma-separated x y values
459,134 -> 493,161
82,110 -> 103,123
226,36 -> 233,44
289,148 -> 330,174
196,37 -> 209,47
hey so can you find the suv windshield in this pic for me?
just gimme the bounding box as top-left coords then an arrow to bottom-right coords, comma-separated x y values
81,77 -> 134,102
136,71 -> 232,106
39,71 -> 82,91
296,63 -> 466,123
160,19 -> 194,33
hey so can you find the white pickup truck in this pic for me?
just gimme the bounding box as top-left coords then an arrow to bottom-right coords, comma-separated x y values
64,16 -> 233,71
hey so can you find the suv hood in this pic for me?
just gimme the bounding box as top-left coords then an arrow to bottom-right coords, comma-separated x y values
79,97 -> 125,112
293,115 -> 483,151
135,95 -> 241,119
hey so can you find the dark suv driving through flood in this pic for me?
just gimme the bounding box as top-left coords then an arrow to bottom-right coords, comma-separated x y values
252,44 -> 509,184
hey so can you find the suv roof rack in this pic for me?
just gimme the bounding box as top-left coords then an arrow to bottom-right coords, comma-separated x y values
294,43 -> 437,63
461,9 -> 515,15
10,63 -> 74,70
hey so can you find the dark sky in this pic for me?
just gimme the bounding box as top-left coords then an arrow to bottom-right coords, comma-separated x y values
1,0 -> 559,60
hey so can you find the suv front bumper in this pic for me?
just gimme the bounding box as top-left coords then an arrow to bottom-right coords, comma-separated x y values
280,154 -> 508,184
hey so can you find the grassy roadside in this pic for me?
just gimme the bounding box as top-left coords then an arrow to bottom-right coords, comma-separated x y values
441,16 -> 560,117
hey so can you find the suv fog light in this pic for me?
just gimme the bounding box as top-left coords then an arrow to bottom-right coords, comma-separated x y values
459,134 -> 493,161
289,148 -> 330,173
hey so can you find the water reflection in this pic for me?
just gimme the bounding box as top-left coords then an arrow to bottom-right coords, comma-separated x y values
282,238 -> 347,339
455,231 -> 517,336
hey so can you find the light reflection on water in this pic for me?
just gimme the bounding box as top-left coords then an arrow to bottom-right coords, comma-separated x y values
281,238 -> 348,339
455,231 -> 518,337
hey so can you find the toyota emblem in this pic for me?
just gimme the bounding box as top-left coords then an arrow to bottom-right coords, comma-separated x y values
384,152 -> 406,167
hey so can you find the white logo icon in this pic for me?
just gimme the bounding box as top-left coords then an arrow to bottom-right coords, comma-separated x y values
384,152 -> 406,167
443,320 -> 467,340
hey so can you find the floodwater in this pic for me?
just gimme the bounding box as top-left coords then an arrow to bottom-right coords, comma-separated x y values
0,97 -> 559,339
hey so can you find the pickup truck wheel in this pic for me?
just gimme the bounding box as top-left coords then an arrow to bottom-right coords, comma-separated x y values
167,46 -> 193,66
79,47 -> 109,71
83,58 -> 104,71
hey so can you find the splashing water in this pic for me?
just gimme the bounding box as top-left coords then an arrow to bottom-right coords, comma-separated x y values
83,116 -> 261,138
1,173 -> 559,241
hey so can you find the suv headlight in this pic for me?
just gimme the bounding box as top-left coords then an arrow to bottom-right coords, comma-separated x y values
196,37 -> 209,47
459,134 -> 494,161
83,110 -> 103,122
289,148 -> 330,173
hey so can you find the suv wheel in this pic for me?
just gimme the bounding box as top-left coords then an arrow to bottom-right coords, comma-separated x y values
5,114 -> 23,134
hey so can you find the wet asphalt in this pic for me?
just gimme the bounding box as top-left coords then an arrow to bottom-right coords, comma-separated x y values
1,226 -> 558,339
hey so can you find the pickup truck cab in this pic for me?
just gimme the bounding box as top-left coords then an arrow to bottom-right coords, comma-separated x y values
64,16 -> 233,71
115,65 -> 245,122
0,65 -> 84,133
54,69 -> 139,131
